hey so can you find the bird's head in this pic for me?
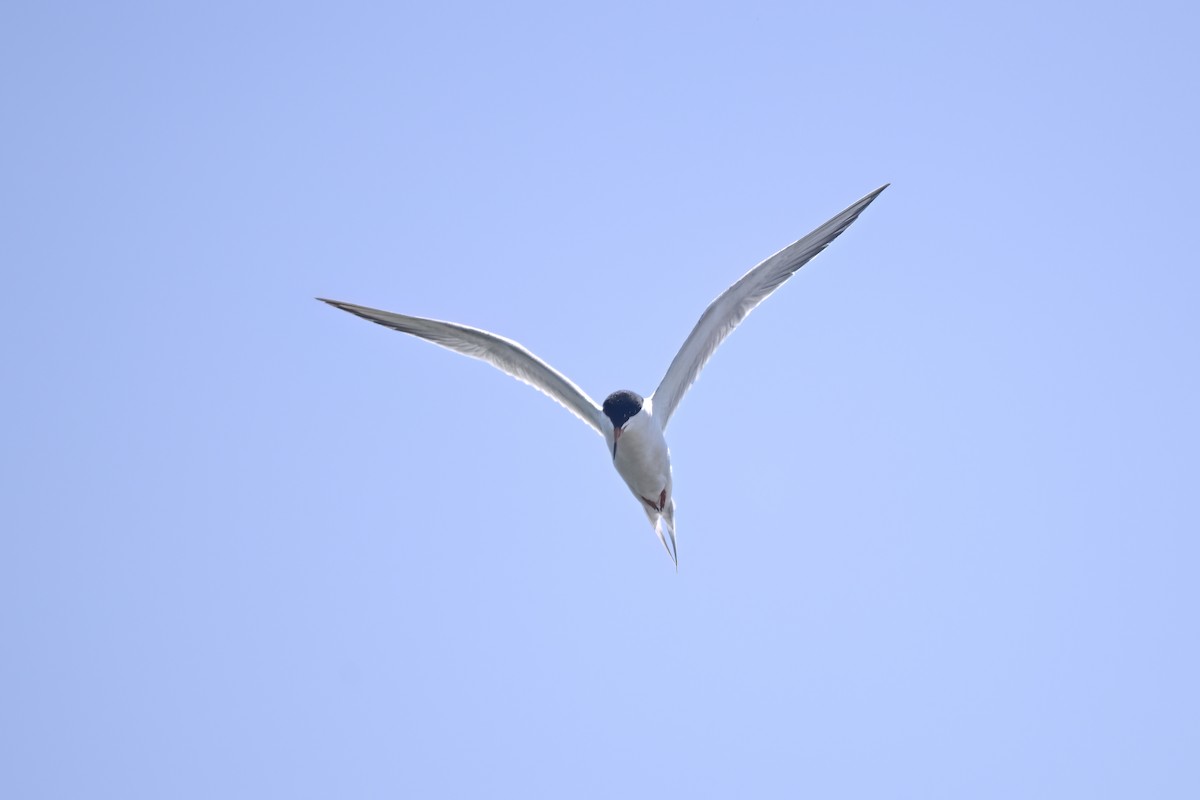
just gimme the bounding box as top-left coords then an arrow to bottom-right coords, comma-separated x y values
603,390 -> 644,458
603,390 -> 644,430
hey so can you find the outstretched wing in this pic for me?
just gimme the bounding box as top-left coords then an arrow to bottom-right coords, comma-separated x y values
650,184 -> 888,430
319,299 -> 606,435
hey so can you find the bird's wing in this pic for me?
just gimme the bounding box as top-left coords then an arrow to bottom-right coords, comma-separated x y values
318,299 -> 606,435
650,184 -> 888,431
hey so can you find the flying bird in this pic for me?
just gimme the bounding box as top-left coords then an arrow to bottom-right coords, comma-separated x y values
320,184 -> 887,567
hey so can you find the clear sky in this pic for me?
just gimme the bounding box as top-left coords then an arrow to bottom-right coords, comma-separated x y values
4,2 -> 1198,797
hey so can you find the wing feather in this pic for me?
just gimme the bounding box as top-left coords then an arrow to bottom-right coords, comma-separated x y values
650,184 -> 888,430
318,299 -> 606,435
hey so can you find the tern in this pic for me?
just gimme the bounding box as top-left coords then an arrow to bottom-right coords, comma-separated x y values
320,184 -> 887,567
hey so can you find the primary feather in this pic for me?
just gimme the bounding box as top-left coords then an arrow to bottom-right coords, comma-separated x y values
316,300 -> 606,434
651,184 -> 888,430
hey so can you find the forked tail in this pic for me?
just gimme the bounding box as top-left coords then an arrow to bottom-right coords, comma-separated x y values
654,499 -> 678,571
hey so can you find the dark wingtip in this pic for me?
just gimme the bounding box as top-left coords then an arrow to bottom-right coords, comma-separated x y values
844,183 -> 889,218
317,298 -> 358,315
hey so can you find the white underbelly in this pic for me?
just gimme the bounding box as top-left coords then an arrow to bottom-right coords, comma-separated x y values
613,425 -> 672,501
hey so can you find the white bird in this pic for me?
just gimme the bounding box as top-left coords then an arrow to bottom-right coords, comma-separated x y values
320,184 -> 887,567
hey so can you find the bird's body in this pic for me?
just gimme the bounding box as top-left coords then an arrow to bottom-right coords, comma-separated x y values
319,184 -> 888,567
603,394 -> 677,563
608,397 -> 671,509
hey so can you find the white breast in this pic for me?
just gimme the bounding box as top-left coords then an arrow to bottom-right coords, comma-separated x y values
610,407 -> 672,502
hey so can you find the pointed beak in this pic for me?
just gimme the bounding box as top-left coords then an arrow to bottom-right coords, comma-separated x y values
612,425 -> 621,459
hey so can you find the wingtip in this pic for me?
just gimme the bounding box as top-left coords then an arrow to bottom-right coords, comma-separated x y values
317,297 -> 358,314
846,183 -> 890,214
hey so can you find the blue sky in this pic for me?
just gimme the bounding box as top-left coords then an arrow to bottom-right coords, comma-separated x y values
3,2 -> 1198,797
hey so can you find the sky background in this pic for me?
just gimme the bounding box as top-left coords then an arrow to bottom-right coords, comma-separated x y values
3,2 -> 1198,797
